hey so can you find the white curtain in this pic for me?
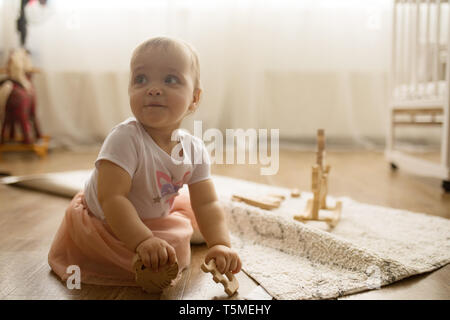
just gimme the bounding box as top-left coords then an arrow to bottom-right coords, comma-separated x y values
2,0 -> 433,148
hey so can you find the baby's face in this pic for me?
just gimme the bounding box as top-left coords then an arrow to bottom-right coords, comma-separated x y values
129,45 -> 199,132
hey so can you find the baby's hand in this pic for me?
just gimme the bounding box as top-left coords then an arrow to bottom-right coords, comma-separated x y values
205,245 -> 242,274
135,236 -> 177,272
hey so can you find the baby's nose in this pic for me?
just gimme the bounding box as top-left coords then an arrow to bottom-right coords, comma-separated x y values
147,87 -> 162,96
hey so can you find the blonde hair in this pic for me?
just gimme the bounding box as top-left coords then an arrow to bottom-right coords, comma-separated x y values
130,36 -> 202,90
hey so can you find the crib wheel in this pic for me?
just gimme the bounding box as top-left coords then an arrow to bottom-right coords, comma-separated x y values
442,180 -> 450,193
390,162 -> 398,171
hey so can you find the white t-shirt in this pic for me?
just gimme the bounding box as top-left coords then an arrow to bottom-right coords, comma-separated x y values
84,117 -> 211,220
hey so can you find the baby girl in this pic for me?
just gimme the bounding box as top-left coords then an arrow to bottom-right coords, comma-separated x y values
48,36 -> 241,287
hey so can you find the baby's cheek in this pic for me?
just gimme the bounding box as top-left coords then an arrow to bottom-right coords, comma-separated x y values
129,93 -> 143,109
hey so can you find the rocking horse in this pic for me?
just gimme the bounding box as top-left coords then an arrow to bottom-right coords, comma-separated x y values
0,48 -> 49,158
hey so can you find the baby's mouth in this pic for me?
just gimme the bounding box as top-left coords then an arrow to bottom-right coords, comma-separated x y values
145,104 -> 166,108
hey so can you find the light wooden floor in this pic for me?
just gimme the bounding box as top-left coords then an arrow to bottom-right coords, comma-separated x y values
0,147 -> 449,300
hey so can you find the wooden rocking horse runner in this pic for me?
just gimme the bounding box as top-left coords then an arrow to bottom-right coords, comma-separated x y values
294,129 -> 342,228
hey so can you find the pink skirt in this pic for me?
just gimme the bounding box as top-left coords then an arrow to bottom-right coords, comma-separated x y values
48,190 -> 198,286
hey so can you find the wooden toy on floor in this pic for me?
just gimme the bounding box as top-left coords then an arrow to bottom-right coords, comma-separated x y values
231,193 -> 284,210
132,254 -> 179,294
294,129 -> 342,228
201,259 -> 239,297
290,188 -> 301,198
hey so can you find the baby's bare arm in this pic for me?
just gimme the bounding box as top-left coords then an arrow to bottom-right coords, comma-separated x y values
188,179 -> 231,248
189,179 -> 242,274
97,160 -> 153,252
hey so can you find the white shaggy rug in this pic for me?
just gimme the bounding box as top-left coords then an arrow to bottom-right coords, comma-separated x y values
2,171 -> 450,300
212,176 -> 450,300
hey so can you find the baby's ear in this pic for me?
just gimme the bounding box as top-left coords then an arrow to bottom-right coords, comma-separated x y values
189,88 -> 202,112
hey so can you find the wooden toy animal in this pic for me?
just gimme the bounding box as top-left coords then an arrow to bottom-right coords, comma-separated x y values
132,254 -> 179,294
201,259 -> 239,297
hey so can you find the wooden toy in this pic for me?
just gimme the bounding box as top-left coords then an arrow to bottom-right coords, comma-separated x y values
201,259 -> 239,297
294,129 -> 342,228
0,48 -> 49,159
268,194 -> 286,200
132,254 -> 179,294
0,136 -> 50,159
231,194 -> 283,210
290,188 -> 301,198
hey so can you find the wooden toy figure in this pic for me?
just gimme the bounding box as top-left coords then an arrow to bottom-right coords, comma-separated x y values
294,129 -> 342,228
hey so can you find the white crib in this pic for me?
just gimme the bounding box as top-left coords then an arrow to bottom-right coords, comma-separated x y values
386,0 -> 450,191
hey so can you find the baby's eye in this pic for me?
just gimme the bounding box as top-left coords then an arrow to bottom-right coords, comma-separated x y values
165,75 -> 180,85
134,74 -> 147,85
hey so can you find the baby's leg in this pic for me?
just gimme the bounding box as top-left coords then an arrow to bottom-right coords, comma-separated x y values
191,227 -> 206,244
48,191 -> 138,286
49,191 -> 197,286
171,191 -> 205,244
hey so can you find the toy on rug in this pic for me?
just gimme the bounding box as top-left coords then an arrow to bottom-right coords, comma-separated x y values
294,129 -> 342,228
201,259 -> 239,297
231,193 -> 285,210
0,48 -> 49,159
290,188 -> 301,198
132,254 -> 179,294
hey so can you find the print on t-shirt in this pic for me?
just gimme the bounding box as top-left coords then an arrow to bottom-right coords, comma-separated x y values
156,170 -> 191,207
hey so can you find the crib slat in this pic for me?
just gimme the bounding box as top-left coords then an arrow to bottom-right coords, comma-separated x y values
388,1 -> 398,152
442,0 -> 450,168
433,0 -> 441,96
425,0 -> 431,97
413,0 -> 420,97
399,0 -> 404,93
392,0 -> 397,96
401,0 -> 408,95
408,0 -> 414,97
